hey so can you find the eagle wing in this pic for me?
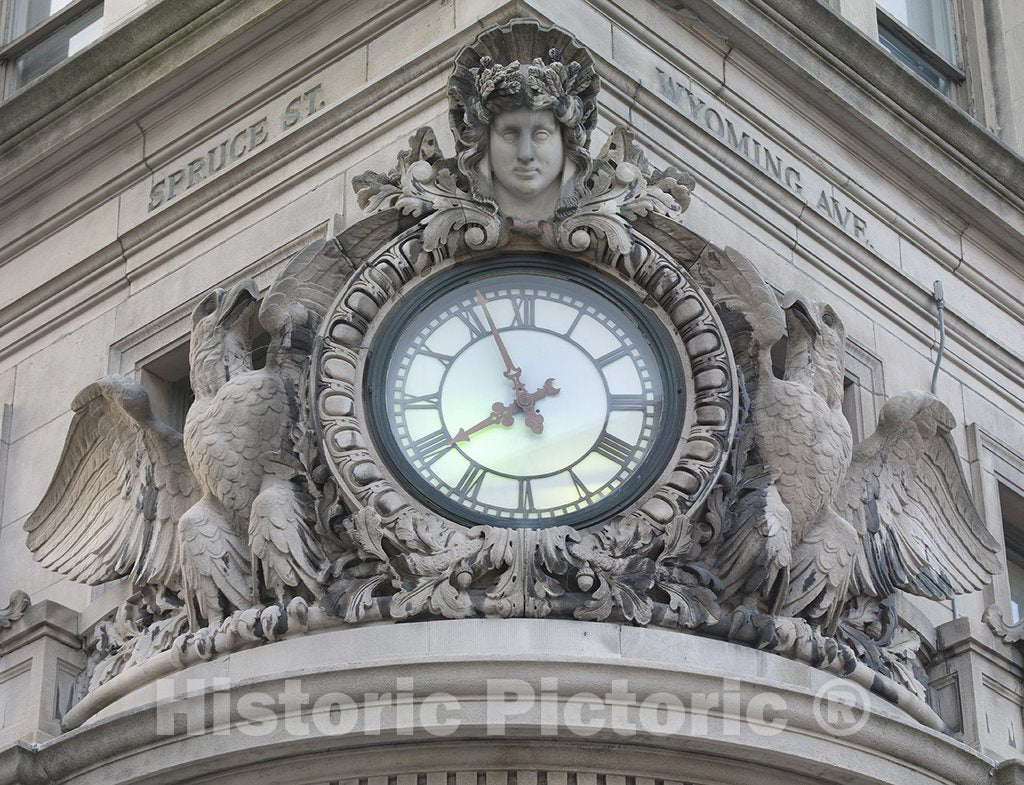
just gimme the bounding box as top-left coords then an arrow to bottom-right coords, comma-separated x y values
24,376 -> 198,590
690,244 -> 786,381
258,236 -> 351,343
694,245 -> 792,611
838,391 -> 1001,600
258,210 -> 417,370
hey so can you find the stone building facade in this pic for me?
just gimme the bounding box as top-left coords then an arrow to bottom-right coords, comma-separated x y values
0,1 -> 1023,783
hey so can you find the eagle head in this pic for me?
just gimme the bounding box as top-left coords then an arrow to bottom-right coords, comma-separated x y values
189,279 -> 261,397
780,292 -> 847,408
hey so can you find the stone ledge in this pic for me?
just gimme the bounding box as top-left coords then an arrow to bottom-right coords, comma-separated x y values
0,0 -> 328,184
996,758 -> 1024,785
651,0 -> 1024,247
0,618 -> 996,785
0,0 -> 223,145
0,600 -> 79,653
760,0 -> 1024,198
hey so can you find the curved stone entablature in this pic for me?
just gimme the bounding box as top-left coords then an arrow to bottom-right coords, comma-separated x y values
36,622 -> 1001,785
24,19 -> 1001,736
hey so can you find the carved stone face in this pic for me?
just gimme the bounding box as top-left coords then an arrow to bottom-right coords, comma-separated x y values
487,107 -> 564,220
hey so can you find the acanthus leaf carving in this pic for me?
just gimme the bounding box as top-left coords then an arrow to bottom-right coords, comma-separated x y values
984,604 -> 1024,643
352,127 -> 507,256
654,524 -> 722,630
839,595 -> 929,701
0,590 -> 30,630
544,127 -> 695,258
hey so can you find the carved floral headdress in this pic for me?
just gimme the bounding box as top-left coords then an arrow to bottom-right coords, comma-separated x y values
447,19 -> 600,215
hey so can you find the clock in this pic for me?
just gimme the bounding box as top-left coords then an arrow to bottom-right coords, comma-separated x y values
365,258 -> 683,529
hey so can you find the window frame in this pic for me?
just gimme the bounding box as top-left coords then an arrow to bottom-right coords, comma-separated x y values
964,423 -> 1024,629
999,484 -> 1024,625
841,338 -> 886,444
875,3 -> 966,97
0,0 -> 103,101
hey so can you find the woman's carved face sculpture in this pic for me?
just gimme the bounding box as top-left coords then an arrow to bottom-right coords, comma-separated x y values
487,107 -> 565,221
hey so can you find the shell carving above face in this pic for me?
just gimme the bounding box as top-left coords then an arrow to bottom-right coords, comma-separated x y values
486,107 -> 566,221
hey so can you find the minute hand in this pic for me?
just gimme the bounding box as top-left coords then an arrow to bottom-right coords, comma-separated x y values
475,290 -> 520,380
474,290 -> 545,433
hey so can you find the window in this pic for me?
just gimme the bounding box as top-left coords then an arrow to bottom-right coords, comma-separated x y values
0,0 -> 103,98
876,0 -> 963,96
1000,484 -> 1024,625
842,376 -> 861,441
141,342 -> 193,432
6,0 -> 73,40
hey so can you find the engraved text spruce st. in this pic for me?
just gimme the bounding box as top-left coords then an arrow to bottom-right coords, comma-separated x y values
147,84 -> 326,211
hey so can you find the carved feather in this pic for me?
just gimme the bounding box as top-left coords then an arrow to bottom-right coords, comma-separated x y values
259,237 -> 352,340
177,494 -> 251,621
24,376 -> 198,591
690,245 -> 786,378
839,391 -> 1001,600
782,508 -> 859,633
249,455 -> 324,600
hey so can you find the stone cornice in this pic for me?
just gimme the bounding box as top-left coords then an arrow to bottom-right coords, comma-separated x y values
0,0 -> 316,181
763,0 -> 1024,199
652,0 -> 1024,253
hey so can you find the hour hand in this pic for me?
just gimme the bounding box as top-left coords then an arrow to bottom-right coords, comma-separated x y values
533,378 -> 559,401
449,401 -> 517,444
520,378 -> 560,434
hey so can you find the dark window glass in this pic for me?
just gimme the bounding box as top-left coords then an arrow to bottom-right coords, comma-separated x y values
876,0 -> 956,61
12,3 -> 102,91
6,0 -> 74,42
878,24 -> 952,95
1000,485 -> 1024,624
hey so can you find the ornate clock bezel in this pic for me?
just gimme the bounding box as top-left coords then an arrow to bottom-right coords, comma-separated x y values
361,253 -> 689,530
313,224 -> 737,540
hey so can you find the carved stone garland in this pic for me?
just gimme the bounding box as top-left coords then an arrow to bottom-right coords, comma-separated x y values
313,224 -> 736,628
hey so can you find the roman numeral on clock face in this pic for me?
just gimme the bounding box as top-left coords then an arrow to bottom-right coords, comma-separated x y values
609,394 -> 647,411
400,391 -> 441,410
454,464 -> 487,500
409,428 -> 453,465
416,348 -> 453,367
592,431 -> 635,464
509,295 -> 535,328
456,308 -> 488,340
569,468 -> 590,500
596,345 -> 631,367
517,478 -> 535,512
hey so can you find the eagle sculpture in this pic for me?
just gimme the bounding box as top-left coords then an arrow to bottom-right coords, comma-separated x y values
23,236 -> 360,629
694,246 -> 1001,634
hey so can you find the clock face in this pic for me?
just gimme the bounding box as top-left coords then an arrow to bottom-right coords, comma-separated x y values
366,260 -> 682,528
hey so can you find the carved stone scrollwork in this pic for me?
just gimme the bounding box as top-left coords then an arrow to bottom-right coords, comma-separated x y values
314,217 -> 736,628
0,590 -> 30,630
352,131 -> 508,256
984,604 -> 1024,643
